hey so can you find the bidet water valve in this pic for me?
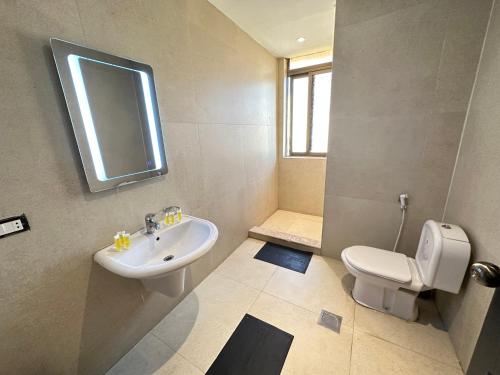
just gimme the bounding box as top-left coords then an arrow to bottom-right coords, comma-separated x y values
398,193 -> 409,210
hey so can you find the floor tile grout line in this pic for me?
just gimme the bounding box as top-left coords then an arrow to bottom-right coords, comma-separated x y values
258,289 -> 356,332
150,314 -> 222,374
247,289 -> 264,314
348,304 -> 357,375
260,289 -> 316,314
212,268 -> 263,292
148,331 -> 206,372
213,261 -> 277,294
246,266 -> 279,313
353,302 -> 460,367
261,266 -> 279,290
354,328 -> 462,370
146,287 -> 216,374
203,273 -> 264,320
211,241 -> 280,293
152,261 -> 268,373
149,330 -> 179,354
173,348 -> 206,373
213,247 -> 356,331
261,284 -> 354,322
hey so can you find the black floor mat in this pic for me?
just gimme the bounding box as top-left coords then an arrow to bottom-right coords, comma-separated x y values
206,314 -> 293,375
254,242 -> 313,273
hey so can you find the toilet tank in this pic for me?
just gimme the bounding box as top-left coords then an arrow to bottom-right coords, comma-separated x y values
415,220 -> 470,294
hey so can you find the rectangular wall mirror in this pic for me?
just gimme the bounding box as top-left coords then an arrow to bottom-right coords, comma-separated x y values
51,38 -> 168,192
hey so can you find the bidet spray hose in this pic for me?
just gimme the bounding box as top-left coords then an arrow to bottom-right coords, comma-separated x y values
393,193 -> 408,252
393,207 -> 406,252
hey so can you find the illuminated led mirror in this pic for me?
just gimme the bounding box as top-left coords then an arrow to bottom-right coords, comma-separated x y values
51,38 -> 168,192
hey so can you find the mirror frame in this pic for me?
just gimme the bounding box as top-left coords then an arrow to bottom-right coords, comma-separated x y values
50,38 -> 168,192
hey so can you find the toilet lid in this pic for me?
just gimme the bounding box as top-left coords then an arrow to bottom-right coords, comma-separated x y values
343,246 -> 412,283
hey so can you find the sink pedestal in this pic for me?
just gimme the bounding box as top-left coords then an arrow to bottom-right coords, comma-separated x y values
141,268 -> 186,297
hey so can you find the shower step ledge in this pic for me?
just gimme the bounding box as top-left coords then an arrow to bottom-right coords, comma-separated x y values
248,226 -> 321,255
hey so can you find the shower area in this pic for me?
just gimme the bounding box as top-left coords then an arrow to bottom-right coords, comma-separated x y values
250,52 -> 331,254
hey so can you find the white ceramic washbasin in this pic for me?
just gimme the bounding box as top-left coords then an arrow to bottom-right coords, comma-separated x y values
94,215 -> 218,296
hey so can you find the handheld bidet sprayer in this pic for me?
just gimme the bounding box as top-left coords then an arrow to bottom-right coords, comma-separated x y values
399,193 -> 409,210
393,193 -> 409,252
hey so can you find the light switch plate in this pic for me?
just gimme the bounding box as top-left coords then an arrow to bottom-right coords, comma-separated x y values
0,214 -> 30,239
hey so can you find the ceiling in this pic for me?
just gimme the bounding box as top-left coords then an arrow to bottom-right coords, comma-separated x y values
208,0 -> 336,58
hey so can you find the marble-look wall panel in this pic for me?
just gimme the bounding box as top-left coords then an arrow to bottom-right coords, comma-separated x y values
322,0 -> 491,258
0,0 -> 277,373
437,1 -> 500,371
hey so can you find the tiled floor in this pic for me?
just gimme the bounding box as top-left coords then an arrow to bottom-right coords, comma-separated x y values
107,238 -> 463,375
260,210 -> 323,243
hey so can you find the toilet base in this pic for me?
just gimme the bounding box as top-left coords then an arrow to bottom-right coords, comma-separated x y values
352,277 -> 419,321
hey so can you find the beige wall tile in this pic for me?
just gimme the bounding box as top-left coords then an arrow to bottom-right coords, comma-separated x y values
243,171 -> 278,228
198,124 -> 246,200
0,265 -> 89,374
278,157 -> 327,216
204,187 -> 249,266
322,194 -> 402,257
163,122 -> 205,209
334,0 -> 425,28
434,0 -> 493,113
242,125 -> 276,187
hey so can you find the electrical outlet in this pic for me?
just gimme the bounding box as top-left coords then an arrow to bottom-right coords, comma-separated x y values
0,214 -> 30,239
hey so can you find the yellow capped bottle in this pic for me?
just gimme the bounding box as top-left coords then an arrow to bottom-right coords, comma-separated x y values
114,234 -> 122,251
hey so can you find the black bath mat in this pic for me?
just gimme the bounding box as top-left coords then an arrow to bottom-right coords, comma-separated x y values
206,314 -> 293,375
254,242 -> 313,273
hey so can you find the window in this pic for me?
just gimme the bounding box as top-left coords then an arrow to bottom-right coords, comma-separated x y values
285,54 -> 332,157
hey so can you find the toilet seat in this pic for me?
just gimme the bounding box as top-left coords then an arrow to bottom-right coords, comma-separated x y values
342,246 -> 411,283
342,246 -> 425,293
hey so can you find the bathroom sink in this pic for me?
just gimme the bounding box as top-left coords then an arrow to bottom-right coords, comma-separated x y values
94,215 -> 218,296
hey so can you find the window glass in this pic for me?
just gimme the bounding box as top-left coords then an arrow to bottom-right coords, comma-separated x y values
286,51 -> 332,157
311,72 -> 332,153
290,76 -> 309,153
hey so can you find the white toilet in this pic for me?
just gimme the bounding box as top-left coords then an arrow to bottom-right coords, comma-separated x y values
341,220 -> 470,321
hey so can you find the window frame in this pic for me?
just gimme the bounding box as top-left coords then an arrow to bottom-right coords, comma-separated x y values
286,61 -> 332,158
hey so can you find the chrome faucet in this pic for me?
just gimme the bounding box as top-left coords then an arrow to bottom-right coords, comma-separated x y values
145,213 -> 160,234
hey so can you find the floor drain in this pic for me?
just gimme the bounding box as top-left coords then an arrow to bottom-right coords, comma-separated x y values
163,255 -> 174,261
318,309 -> 342,333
